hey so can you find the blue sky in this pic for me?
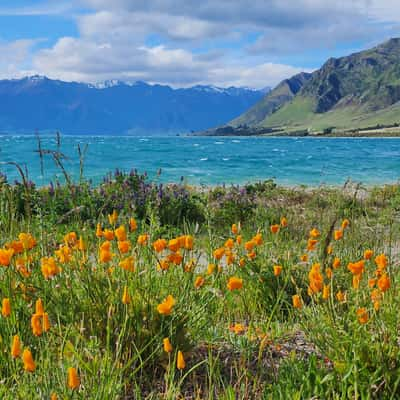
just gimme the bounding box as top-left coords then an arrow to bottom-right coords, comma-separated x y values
0,0 -> 399,88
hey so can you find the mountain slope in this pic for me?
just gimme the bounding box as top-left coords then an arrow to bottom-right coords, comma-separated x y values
0,76 -> 265,135
210,38 -> 400,135
231,72 -> 311,126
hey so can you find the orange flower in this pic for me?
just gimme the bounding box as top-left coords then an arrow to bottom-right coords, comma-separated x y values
41,257 -> 60,279
50,393 -> 58,400
236,235 -> 242,245
158,259 -> 170,271
2,298 -> 11,317
370,288 -> 381,302
239,257 -> 246,267
373,301 -> 380,311
309,228 -> 320,238
169,252 -> 183,265
364,249 -> 373,260
177,351 -> 186,370
43,313 -> 51,332
377,274 -> 390,292
0,248 -> 14,266
96,223 -> 103,238
108,210 -> 118,225
292,294 -> 302,309
7,240 -> 24,254
115,225 -> 127,241
184,235 -> 194,250
168,238 -> 180,252
253,233 -> 263,246
280,217 -> 288,227
11,335 -> 21,358
273,265 -> 282,276
375,254 -> 388,269
213,247 -> 225,260
194,276 -> 205,289
308,263 -> 323,294
270,224 -> 280,234
67,367 -> 80,390
229,323 -> 246,335
157,295 -> 176,315
153,239 -> 167,253
325,267 -> 333,279
336,290 -> 346,302
118,240 -> 131,254
326,245 -> 333,255
341,219 -> 350,229
207,263 -> 216,275
64,232 -> 77,246
129,218 -> 137,231
347,260 -> 365,275
119,256 -> 135,272
102,229 -> 115,241
334,229 -> 343,241
356,308 -> 369,324
368,278 -> 377,288
22,349 -> 35,372
300,254 -> 308,262
99,249 -> 113,263
122,286 -> 131,304
163,338 -> 173,353
244,241 -> 255,252
352,275 -> 361,290
322,284 -> 330,300
332,257 -> 341,269
307,239 -> 318,251
231,223 -> 239,235
227,277 -> 243,291
224,238 -> 234,249
137,234 -> 149,246
35,298 -> 44,315
31,314 -> 42,336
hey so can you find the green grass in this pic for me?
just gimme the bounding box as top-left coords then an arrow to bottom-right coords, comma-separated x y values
1,175 -> 400,398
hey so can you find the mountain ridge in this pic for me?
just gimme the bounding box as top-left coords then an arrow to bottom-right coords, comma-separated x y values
0,76 -> 266,135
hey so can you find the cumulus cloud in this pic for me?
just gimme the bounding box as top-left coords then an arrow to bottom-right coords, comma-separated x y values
5,0 -> 400,87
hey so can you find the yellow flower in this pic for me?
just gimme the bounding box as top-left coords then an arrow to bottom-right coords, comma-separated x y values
122,286 -> 131,304
2,298 -> 11,317
108,210 -> 118,225
157,295 -> 176,315
163,338 -> 173,353
22,348 -> 35,372
67,367 -> 80,390
177,351 -> 186,370
11,335 -> 21,358
227,277 -> 243,291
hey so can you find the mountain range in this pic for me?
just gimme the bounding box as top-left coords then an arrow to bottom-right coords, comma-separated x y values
0,76 -> 266,135
201,38 -> 400,136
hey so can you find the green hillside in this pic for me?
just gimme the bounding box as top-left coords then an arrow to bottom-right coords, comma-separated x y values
202,38 -> 400,136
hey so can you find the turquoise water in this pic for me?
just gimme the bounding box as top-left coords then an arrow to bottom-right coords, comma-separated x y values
0,135 -> 399,186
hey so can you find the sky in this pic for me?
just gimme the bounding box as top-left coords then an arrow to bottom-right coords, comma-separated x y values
0,0 -> 399,89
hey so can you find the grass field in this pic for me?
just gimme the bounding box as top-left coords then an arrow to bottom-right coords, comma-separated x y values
1,169 -> 400,399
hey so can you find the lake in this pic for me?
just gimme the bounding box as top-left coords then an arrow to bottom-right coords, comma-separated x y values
0,135 -> 399,186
